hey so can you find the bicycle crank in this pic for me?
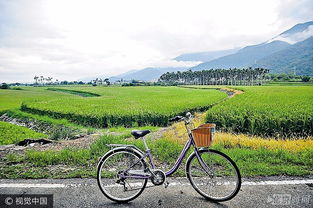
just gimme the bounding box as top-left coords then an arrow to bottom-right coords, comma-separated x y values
150,169 -> 166,185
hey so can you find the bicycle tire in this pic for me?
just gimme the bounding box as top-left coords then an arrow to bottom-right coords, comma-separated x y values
97,148 -> 148,203
186,149 -> 241,202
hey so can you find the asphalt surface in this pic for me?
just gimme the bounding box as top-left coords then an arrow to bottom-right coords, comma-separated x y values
0,176 -> 312,208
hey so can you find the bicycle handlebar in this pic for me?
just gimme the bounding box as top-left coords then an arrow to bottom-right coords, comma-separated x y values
169,112 -> 193,123
169,116 -> 184,122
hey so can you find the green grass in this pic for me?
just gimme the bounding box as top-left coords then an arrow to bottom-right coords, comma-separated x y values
46,88 -> 100,97
213,144 -> 313,176
265,81 -> 313,86
26,149 -> 91,166
2,110 -> 93,142
1,134 -> 312,178
206,86 -> 313,137
21,86 -> 227,127
0,87 -> 70,113
5,109 -> 80,127
0,121 -> 47,145
107,125 -> 160,136
0,164 -> 96,179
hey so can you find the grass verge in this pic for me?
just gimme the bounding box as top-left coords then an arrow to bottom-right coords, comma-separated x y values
0,121 -> 46,145
1,134 -> 312,178
2,110 -> 95,141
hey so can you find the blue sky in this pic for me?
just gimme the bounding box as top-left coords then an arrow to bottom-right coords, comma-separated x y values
0,0 -> 313,83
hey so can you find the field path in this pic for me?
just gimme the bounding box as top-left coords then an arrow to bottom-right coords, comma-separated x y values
155,87 -> 244,141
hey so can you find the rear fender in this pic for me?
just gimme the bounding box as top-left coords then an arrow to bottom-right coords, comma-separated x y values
97,146 -> 145,169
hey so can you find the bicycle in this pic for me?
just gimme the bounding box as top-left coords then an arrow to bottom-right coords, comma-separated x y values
97,112 -> 241,203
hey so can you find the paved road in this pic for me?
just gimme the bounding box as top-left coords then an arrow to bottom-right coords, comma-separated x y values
0,177 -> 312,208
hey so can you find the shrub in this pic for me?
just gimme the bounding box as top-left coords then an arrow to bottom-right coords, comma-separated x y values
0,83 -> 10,89
302,76 -> 311,82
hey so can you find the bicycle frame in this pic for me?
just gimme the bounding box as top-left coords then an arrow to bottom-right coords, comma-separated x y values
113,131 -> 212,180
98,113 -> 241,203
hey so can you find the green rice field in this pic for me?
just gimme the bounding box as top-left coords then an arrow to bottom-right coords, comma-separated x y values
20,86 -> 227,127
1,85 -> 313,138
206,86 -> 313,137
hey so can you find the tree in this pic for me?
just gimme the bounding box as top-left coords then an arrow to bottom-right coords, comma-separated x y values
302,76 -> 311,82
104,78 -> 110,85
39,76 -> 44,85
34,76 -> 39,85
47,77 -> 53,84
0,83 -> 10,89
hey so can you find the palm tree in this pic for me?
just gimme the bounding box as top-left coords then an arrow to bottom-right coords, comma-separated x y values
158,68 -> 269,86
39,76 -> 44,85
34,76 -> 39,85
46,77 -> 53,85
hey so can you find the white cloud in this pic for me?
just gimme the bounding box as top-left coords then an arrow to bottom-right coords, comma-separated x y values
271,25 -> 313,43
0,0 -> 312,82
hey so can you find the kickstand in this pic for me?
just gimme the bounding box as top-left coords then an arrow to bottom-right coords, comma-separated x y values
164,181 -> 169,188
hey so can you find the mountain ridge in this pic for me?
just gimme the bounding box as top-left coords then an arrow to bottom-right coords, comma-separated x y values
253,36 -> 313,76
188,21 -> 313,75
279,21 -> 313,36
80,21 -> 313,82
190,40 -> 291,70
109,67 -> 189,82
174,48 -> 239,62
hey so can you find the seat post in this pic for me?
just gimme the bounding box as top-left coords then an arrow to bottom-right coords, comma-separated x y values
142,137 -> 149,151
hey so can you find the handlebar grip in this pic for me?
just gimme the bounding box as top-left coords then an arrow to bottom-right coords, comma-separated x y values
169,116 -> 183,122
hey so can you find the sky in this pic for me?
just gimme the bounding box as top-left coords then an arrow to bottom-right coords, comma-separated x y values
0,0 -> 313,83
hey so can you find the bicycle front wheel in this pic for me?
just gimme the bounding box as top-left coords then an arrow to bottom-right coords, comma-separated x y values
97,149 -> 148,203
186,149 -> 241,202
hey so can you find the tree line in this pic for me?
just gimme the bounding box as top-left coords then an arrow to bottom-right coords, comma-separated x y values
32,76 -> 111,86
159,68 -> 270,85
34,76 -> 57,85
267,73 -> 311,82
91,78 -> 110,86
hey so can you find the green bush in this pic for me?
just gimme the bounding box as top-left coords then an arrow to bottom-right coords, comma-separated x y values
302,76 -> 311,82
0,83 -> 10,89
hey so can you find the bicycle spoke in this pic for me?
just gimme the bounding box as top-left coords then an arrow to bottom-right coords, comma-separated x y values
97,150 -> 147,202
186,149 -> 241,202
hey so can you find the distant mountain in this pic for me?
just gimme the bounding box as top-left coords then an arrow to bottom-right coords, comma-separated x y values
79,69 -> 140,82
174,48 -> 239,62
281,21 -> 313,36
110,67 -> 189,82
190,40 -> 290,70
189,21 -> 313,75
80,21 -> 313,82
253,36 -> 313,76
270,21 -> 313,44
116,69 -> 140,77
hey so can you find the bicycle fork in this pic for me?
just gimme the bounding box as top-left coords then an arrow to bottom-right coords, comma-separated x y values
194,148 -> 214,178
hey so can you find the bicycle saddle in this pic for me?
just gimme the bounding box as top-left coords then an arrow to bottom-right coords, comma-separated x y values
131,130 -> 151,139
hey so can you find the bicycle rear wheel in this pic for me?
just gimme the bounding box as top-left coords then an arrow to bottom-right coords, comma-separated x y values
97,149 -> 148,203
186,149 -> 241,202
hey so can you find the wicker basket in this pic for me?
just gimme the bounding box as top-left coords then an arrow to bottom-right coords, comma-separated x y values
191,123 -> 216,147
